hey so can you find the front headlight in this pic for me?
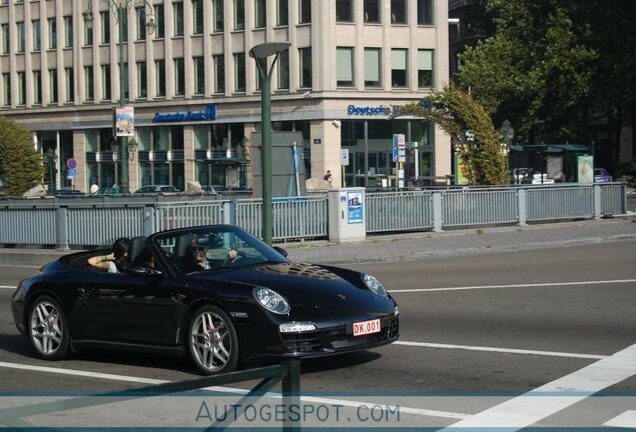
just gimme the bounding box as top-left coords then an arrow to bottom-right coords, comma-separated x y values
363,274 -> 388,298
253,287 -> 291,315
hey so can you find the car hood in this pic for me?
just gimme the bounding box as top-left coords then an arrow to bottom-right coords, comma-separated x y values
190,262 -> 375,307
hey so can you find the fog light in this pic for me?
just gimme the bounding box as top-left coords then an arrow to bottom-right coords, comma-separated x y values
394,306 -> 399,316
279,322 -> 317,333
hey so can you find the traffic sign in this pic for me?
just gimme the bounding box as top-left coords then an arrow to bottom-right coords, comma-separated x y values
66,158 -> 77,169
340,149 -> 350,166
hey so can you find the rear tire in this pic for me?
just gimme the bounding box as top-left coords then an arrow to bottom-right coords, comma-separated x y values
187,305 -> 239,375
28,295 -> 70,360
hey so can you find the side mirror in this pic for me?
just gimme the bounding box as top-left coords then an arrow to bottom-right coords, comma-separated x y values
126,264 -> 162,276
273,246 -> 288,257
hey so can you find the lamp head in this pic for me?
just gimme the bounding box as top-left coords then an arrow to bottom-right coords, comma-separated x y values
145,14 -> 156,35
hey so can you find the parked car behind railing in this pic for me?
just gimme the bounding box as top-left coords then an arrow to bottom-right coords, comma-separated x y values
594,168 -> 612,183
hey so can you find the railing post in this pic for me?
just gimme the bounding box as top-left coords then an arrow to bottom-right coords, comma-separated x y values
282,360 -> 301,432
143,205 -> 157,237
518,188 -> 527,226
223,200 -> 236,225
593,184 -> 602,220
432,191 -> 443,232
56,206 -> 70,250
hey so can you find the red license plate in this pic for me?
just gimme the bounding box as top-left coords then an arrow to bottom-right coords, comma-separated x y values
352,319 -> 381,337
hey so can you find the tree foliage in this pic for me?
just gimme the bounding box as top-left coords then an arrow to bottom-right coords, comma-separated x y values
0,116 -> 44,196
400,85 -> 508,186
458,0 -> 596,144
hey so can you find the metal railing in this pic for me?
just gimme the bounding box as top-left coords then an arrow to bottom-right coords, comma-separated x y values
0,183 -> 627,248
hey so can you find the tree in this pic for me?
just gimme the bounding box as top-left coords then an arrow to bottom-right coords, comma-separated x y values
400,84 -> 508,186
0,116 -> 44,196
456,0 -> 636,171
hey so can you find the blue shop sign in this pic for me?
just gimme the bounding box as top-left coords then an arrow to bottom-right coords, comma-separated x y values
347,104 -> 403,117
153,104 -> 218,123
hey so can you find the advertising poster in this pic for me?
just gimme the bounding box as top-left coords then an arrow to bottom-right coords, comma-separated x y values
114,107 -> 135,137
454,153 -> 469,185
577,155 -> 594,184
347,191 -> 363,224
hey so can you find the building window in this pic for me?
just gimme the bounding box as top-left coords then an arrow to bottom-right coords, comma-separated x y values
136,7 -> 146,40
299,0 -> 311,24
336,47 -> 354,87
336,0 -> 353,23
16,22 -> 25,53
49,69 -> 57,103
48,18 -> 57,49
391,49 -> 407,87
364,48 -> 381,87
64,16 -> 73,47
213,54 -> 225,94
101,64 -> 111,100
364,0 -> 380,23
173,2 -> 184,36
33,20 -> 41,50
391,0 -> 407,24
417,0 -> 433,25
255,0 -> 266,28
17,71 -> 26,105
155,59 -> 165,96
84,66 -> 94,101
194,56 -> 204,95
155,4 -> 165,38
174,58 -> 185,96
192,0 -> 203,34
277,0 -> 288,26
33,70 -> 42,104
1,24 -> 8,54
137,61 -> 147,97
278,49 -> 289,89
100,12 -> 110,44
2,73 -> 10,106
234,0 -> 244,30
418,49 -> 433,88
65,68 -> 74,102
234,52 -> 245,92
84,19 -> 93,45
299,47 -> 311,88
213,0 -> 224,32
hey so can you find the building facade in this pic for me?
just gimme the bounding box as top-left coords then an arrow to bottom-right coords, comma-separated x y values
1,0 -> 451,193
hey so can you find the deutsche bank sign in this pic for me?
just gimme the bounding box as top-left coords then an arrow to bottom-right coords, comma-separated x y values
347,105 -> 393,116
153,104 -> 218,123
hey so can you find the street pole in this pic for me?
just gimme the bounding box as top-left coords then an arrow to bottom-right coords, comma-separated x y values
249,42 -> 291,246
117,5 -> 129,193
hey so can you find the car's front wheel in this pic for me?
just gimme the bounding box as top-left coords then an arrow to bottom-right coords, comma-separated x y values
187,305 -> 239,375
28,295 -> 70,360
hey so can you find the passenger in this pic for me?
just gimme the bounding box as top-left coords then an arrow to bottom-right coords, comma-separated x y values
88,237 -> 130,273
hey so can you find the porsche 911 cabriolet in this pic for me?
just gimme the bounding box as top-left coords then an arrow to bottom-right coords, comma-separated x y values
11,225 -> 400,375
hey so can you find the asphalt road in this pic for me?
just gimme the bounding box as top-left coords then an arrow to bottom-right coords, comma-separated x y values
1,239 -> 635,429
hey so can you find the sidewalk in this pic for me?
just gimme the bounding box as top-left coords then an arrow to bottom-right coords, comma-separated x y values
1,216 -> 635,267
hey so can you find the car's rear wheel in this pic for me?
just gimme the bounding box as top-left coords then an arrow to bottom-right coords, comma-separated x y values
28,295 -> 69,360
187,305 -> 238,375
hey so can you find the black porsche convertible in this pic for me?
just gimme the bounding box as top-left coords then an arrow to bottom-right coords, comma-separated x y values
11,225 -> 399,375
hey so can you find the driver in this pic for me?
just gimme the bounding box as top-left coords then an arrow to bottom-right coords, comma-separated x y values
182,235 -> 212,273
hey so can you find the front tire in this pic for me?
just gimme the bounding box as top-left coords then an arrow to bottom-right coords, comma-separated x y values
187,305 -> 239,375
28,295 -> 70,360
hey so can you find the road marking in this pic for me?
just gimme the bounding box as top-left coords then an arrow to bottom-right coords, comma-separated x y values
1,285 -> 16,290
604,410 -> 636,428
0,361 -> 469,420
394,341 -> 607,360
441,342 -> 636,430
390,278 -> 636,293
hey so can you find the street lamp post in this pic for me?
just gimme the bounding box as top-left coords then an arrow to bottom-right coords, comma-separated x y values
83,1 -> 155,193
43,148 -> 57,192
249,42 -> 291,245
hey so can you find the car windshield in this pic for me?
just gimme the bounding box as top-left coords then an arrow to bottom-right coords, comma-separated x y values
151,225 -> 289,275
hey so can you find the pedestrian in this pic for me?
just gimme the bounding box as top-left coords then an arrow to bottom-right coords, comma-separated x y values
90,183 -> 99,194
88,237 -> 130,273
323,170 -> 333,185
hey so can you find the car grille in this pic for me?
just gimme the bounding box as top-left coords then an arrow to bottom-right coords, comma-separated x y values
281,316 -> 399,353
